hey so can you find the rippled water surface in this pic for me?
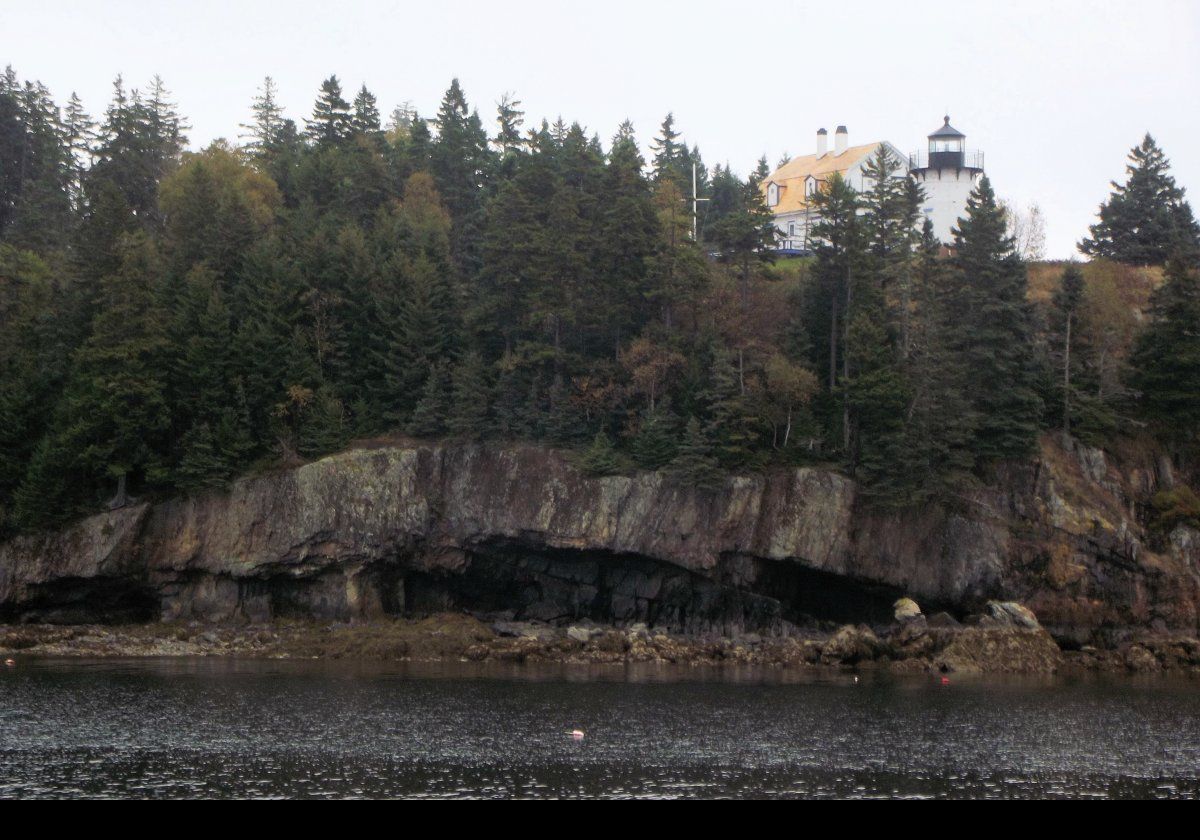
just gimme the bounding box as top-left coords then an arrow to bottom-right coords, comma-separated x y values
1,658 -> 1198,798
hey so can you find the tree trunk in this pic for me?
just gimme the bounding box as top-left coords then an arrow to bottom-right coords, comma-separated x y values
828,294 -> 838,390
842,266 -> 852,454
1061,312 -> 1072,448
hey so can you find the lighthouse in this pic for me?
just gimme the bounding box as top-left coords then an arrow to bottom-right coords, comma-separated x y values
909,116 -> 984,244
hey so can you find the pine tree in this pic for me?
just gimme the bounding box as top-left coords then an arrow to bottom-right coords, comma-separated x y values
649,112 -> 685,187
704,345 -> 759,468
305,75 -> 351,145
298,384 -> 348,457
176,421 -> 230,492
844,307 -> 912,503
447,351 -> 491,439
631,404 -> 679,469
904,219 -> 977,497
351,84 -> 382,137
0,246 -> 73,524
1051,263 -> 1084,444
580,431 -> 621,476
1080,134 -> 1200,265
11,435 -> 78,531
54,232 -> 172,502
62,92 -> 95,209
430,79 -> 492,275
494,92 -> 525,155
241,76 -> 286,158
545,374 -> 584,446
668,416 -> 723,490
408,362 -> 450,438
805,171 -> 862,450
591,122 -> 659,355
1129,255 -> 1200,447
951,176 -> 1044,465
90,75 -> 187,224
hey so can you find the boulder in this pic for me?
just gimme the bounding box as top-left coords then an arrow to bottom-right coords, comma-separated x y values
625,622 -> 650,639
934,626 -> 1063,674
566,625 -> 594,643
821,624 -> 884,665
893,597 -> 922,622
892,614 -> 929,647
986,601 -> 1042,630
1122,643 -> 1160,672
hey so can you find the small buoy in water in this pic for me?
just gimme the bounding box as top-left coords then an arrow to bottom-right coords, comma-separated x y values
568,729 -> 585,740
853,675 -> 859,684
3,658 -> 14,667
940,676 -> 951,686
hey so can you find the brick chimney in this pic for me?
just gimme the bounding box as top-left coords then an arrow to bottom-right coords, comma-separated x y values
816,127 -> 827,157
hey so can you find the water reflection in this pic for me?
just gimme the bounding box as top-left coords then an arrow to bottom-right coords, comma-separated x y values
1,658 -> 1197,798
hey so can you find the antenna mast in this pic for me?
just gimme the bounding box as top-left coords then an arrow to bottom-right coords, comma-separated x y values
691,161 -> 710,242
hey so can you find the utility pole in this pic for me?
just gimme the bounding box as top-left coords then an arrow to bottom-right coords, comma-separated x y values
691,161 -> 710,242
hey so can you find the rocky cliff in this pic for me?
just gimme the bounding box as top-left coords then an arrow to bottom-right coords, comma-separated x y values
1,437 -> 1197,644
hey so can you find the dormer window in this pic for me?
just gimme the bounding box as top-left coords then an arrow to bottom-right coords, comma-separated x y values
805,176 -> 818,197
767,182 -> 780,207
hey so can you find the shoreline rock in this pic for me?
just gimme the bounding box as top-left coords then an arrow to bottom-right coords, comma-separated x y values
2,439 -> 1197,647
5,610 -> 1192,675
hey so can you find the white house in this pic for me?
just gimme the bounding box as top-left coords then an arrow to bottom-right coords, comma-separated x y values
762,118 -> 985,252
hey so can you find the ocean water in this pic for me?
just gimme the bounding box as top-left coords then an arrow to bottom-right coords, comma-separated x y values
1,658 -> 1197,799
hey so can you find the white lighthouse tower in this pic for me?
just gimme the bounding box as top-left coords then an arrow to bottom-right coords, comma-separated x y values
909,116 -> 984,244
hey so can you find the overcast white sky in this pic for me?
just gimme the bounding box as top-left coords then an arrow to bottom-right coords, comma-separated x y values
4,0 -> 1198,258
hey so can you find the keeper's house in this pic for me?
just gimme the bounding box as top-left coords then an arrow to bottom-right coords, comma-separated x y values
762,118 -> 984,253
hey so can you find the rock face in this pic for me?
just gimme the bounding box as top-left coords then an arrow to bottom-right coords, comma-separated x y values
1,438 -> 1198,642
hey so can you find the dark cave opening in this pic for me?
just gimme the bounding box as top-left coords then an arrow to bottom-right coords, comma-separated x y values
3,576 -> 158,624
396,540 -> 913,633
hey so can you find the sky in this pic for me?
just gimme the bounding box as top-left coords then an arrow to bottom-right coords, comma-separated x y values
3,0 -> 1198,258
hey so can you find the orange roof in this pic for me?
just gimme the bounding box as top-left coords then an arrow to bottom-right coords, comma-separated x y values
762,142 -> 883,214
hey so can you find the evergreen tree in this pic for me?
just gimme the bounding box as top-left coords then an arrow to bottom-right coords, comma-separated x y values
1051,263 -> 1084,443
668,416 -> 723,490
805,171 -> 862,450
1129,255 -> 1200,447
591,121 -> 659,355
951,176 -> 1043,465
704,345 -> 759,468
649,112 -> 686,187
351,84 -> 382,137
904,219 -> 977,497
305,75 -> 352,145
447,351 -> 491,439
844,307 -> 912,503
580,431 -> 621,476
430,79 -> 492,274
1080,134 -> 1200,265
53,233 -> 172,503
62,92 -> 95,208
631,404 -> 679,469
408,362 -> 450,438
176,421 -> 230,492
494,92 -> 525,155
241,76 -> 286,159
90,75 -> 186,224
0,246 -> 73,526
11,435 -> 78,531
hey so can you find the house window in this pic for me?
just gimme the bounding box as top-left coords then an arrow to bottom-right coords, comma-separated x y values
788,222 -> 795,236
